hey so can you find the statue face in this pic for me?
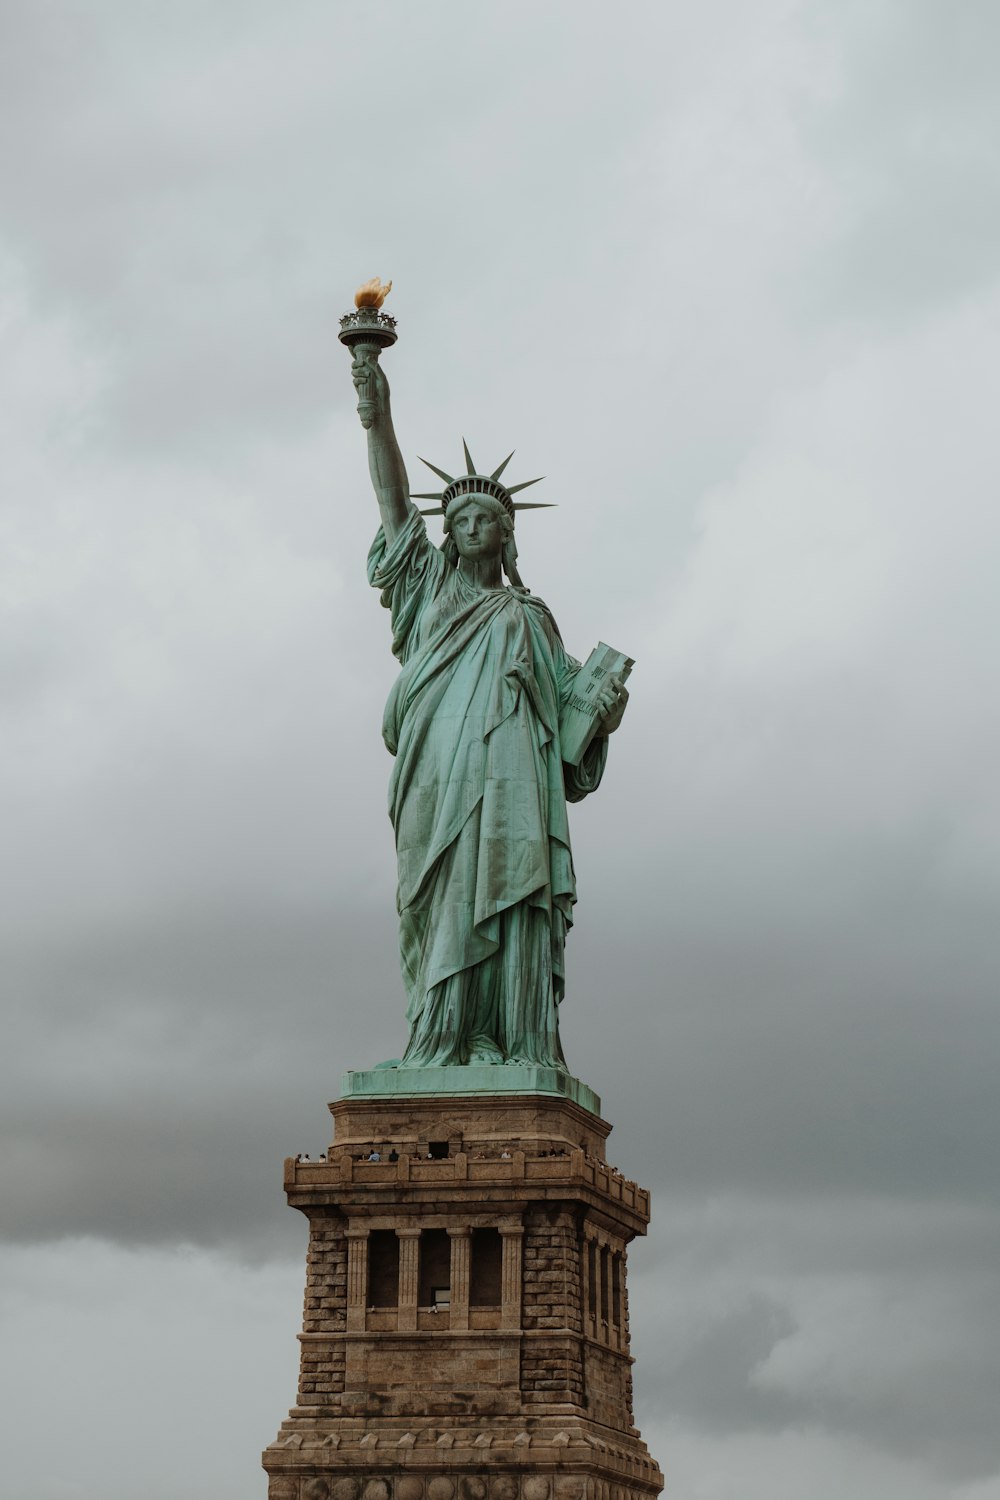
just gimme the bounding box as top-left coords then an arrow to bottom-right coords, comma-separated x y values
450,500 -> 504,560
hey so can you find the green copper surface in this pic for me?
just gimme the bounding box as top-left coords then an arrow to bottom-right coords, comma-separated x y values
348,330 -> 631,1081
341,1064 -> 600,1115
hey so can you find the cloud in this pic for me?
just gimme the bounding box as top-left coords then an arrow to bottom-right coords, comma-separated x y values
0,1239 -> 301,1500
799,0 -> 1000,323
650,1422 -> 952,1500
630,1194 -> 1000,1484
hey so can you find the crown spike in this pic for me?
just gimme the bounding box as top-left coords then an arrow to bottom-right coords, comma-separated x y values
506,476 -> 545,496
491,451 -> 515,481
462,439 -> 477,475
411,491 -> 446,501
511,501 -> 556,510
418,457 -> 454,485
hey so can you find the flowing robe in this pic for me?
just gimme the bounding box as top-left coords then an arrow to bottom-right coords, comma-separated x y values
368,508 -> 607,1068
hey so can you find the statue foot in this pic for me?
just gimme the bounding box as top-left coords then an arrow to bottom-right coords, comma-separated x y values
467,1039 -> 505,1066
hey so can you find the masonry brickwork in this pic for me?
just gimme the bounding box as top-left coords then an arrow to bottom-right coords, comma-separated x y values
263,1092 -> 663,1500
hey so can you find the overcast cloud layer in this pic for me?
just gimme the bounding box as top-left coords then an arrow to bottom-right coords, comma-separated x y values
2,3 -> 999,1498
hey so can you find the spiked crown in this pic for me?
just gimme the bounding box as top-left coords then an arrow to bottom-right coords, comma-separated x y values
412,440 -> 552,523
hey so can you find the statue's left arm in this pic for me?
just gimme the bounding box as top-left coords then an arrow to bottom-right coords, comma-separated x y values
594,674 -> 629,736
552,640 -> 628,803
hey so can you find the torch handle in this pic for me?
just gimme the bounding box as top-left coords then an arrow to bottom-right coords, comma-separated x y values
352,341 -> 383,430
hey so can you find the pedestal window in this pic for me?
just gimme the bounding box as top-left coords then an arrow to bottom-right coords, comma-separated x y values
470,1226 -> 503,1306
600,1243 -> 611,1326
417,1226 -> 451,1308
367,1229 -> 399,1307
586,1238 -> 598,1322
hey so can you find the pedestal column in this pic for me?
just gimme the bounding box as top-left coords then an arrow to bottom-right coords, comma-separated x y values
397,1227 -> 421,1333
448,1227 -> 471,1330
345,1226 -> 368,1333
500,1222 -> 524,1330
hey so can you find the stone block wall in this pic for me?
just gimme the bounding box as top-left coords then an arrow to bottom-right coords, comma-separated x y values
269,1472 -> 659,1500
301,1216 -> 348,1334
521,1205 -> 583,1335
266,1095 -> 661,1500
522,1331 -> 585,1405
583,1342 -> 635,1431
298,1215 -> 348,1406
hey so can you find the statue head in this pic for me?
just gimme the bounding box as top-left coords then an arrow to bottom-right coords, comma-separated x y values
442,493 -> 524,585
411,441 -> 550,590
444,493 -> 512,550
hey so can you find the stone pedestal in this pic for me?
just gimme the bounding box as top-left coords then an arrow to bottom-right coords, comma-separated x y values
263,1086 -> 664,1500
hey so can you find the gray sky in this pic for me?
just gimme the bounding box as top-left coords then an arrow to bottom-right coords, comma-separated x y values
2,2 -> 999,1497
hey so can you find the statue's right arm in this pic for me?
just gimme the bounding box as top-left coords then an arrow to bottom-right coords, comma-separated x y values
352,351 -> 413,544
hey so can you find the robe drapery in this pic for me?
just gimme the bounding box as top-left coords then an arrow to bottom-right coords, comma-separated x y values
368,508 -> 607,1068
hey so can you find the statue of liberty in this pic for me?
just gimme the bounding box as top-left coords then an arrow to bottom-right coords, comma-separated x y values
347,294 -> 629,1072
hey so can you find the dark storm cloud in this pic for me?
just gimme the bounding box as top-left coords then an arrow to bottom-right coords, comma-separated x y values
630,1194 -> 1000,1481
0,1 -> 682,457
4,900 -> 400,1251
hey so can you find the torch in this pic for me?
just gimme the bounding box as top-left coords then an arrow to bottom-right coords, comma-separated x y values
338,278 -> 397,429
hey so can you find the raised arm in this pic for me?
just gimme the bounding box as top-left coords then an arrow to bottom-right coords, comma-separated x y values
351,346 -> 413,544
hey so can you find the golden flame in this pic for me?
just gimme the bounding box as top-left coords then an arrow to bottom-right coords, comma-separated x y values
354,277 -> 392,310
